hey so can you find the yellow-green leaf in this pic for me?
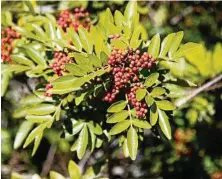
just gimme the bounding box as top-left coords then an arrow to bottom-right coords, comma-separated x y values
136,88 -> 147,101
168,31 -> 184,58
107,100 -> 127,113
26,104 -> 56,115
150,87 -> 166,97
159,33 -> 175,57
158,109 -> 171,139
50,171 -> 65,179
68,160 -> 81,179
110,120 -> 130,135
107,110 -> 129,123
144,73 -> 159,87
14,121 -> 34,149
156,100 -> 176,111
77,125 -> 88,159
132,119 -> 151,129
148,34 -> 160,58
127,126 -> 138,160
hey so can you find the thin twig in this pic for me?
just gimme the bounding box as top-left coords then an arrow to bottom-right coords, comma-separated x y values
41,144 -> 58,177
175,74 -> 222,107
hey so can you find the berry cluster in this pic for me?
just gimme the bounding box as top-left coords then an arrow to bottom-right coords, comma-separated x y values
44,83 -> 53,97
1,27 -> 21,63
50,51 -> 74,76
57,7 -> 90,32
127,83 -> 148,117
103,48 -> 155,117
109,34 -> 121,40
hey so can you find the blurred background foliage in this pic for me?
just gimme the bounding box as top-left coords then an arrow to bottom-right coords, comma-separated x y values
1,1 -> 222,179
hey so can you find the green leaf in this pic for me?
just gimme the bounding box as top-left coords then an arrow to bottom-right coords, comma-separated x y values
32,23 -> 47,39
88,54 -> 102,68
168,31 -> 184,58
1,69 -> 12,97
78,26 -> 93,53
107,110 -> 129,123
106,8 -> 114,23
44,21 -> 56,40
71,139 -> 78,152
107,100 -> 127,113
12,106 -> 27,118
156,100 -> 176,111
14,121 -> 34,149
65,64 -> 87,76
27,104 -> 56,115
150,104 -> 158,126
213,43 -> 222,74
114,10 -> 126,27
124,1 -> 138,28
111,39 -> 128,49
158,109 -> 171,139
77,125 -> 88,159
25,115 -> 52,123
145,95 -> 154,107
52,75 -> 77,88
123,138 -> 129,157
68,160 -> 81,179
23,122 -> 48,148
127,126 -> 138,160
67,28 -> 82,51
11,54 -> 35,67
136,88 -> 147,101
159,33 -> 176,57
88,128 -> 96,152
100,51 -> 108,65
144,73 -> 159,87
132,119 -> 151,129
172,42 -> 202,59
148,34 -> 160,58
73,122 -> 84,136
130,26 -> 142,49
87,122 -> 103,135
150,87 -> 166,97
50,171 -> 65,179
20,94 -> 43,106
110,120 -> 131,135
26,47 -> 47,67
75,92 -> 88,106
32,133 -> 43,156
